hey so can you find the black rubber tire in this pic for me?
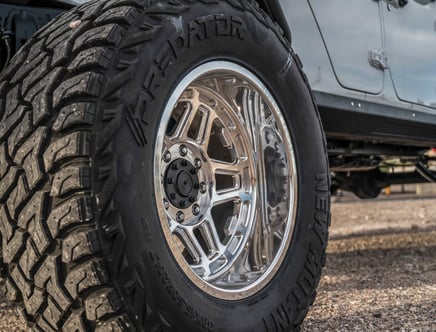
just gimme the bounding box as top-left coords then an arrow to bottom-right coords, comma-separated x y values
0,0 -> 330,331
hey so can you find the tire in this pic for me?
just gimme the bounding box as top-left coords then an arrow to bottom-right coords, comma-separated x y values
0,0 -> 330,331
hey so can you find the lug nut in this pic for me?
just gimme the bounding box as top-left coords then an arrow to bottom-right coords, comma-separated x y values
180,145 -> 188,156
194,158 -> 201,169
199,182 -> 207,194
176,211 -> 185,222
164,200 -> 169,210
180,200 -> 186,208
192,204 -> 200,215
163,151 -> 171,162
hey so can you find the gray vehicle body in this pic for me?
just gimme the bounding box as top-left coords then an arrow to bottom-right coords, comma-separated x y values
283,0 -> 436,148
1,0 -> 435,194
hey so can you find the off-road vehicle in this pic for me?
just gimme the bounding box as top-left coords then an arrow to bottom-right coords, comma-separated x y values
0,0 -> 434,330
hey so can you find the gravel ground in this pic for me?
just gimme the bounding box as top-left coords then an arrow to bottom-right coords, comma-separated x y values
0,195 -> 435,331
302,195 -> 436,331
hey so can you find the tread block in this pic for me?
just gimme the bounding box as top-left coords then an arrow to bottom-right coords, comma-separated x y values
53,72 -> 103,109
14,127 -> 49,190
10,38 -> 48,86
79,0 -> 106,21
4,86 -> 20,118
0,165 -> 18,202
6,174 -> 29,220
22,57 -> 51,96
36,315 -> 57,332
63,309 -> 87,331
0,87 -> 28,141
102,0 -> 141,10
17,191 -> 51,254
0,47 -> 29,81
43,297 -> 63,329
65,260 -> 109,298
62,229 -> 100,264
10,265 -> 32,299
94,6 -> 139,26
50,166 -> 91,197
24,286 -> 45,316
35,7 -> 79,39
47,196 -> 93,238
47,21 -> 92,67
52,102 -> 96,133
25,68 -> 65,126
43,132 -> 91,172
46,23 -> 74,50
0,204 -> 14,242
35,255 -> 72,312
68,47 -> 114,72
19,239 -> 40,279
95,314 -> 133,332
3,228 -> 25,264
0,143 -> 11,180
7,111 -> 33,158
85,288 -> 122,321
5,278 -> 20,302
72,24 -> 124,52
0,143 -> 12,178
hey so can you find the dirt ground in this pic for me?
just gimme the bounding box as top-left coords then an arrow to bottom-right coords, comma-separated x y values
302,194 -> 436,331
0,194 -> 435,331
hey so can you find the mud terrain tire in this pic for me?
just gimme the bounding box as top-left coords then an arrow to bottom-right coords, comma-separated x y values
0,0 -> 330,331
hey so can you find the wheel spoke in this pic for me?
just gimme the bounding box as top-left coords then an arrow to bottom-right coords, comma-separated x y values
199,216 -> 223,256
213,186 -> 254,206
195,108 -> 217,147
170,89 -> 201,141
210,159 -> 245,175
173,226 -> 206,265
211,159 -> 254,201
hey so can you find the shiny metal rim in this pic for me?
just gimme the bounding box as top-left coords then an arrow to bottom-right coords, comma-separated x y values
154,61 -> 298,300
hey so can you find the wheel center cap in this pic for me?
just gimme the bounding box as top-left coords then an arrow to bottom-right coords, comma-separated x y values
164,158 -> 199,208
177,171 -> 193,196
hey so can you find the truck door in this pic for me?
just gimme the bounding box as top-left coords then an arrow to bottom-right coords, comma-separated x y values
382,0 -> 436,108
308,0 -> 385,94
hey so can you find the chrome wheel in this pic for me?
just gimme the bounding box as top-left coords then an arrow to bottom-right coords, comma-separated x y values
154,61 -> 297,300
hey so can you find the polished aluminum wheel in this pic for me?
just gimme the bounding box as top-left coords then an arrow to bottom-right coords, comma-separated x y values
154,61 -> 297,300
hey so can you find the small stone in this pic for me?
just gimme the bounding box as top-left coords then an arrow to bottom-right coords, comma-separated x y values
373,312 -> 382,318
69,20 -> 82,29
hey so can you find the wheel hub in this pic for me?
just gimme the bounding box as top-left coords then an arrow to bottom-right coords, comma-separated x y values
164,158 -> 199,209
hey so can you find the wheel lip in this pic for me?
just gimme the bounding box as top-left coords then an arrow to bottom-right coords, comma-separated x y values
153,60 -> 298,300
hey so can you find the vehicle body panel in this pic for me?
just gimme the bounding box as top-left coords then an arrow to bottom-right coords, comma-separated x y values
278,0 -> 436,146
383,1 -> 436,108
308,0 -> 385,94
